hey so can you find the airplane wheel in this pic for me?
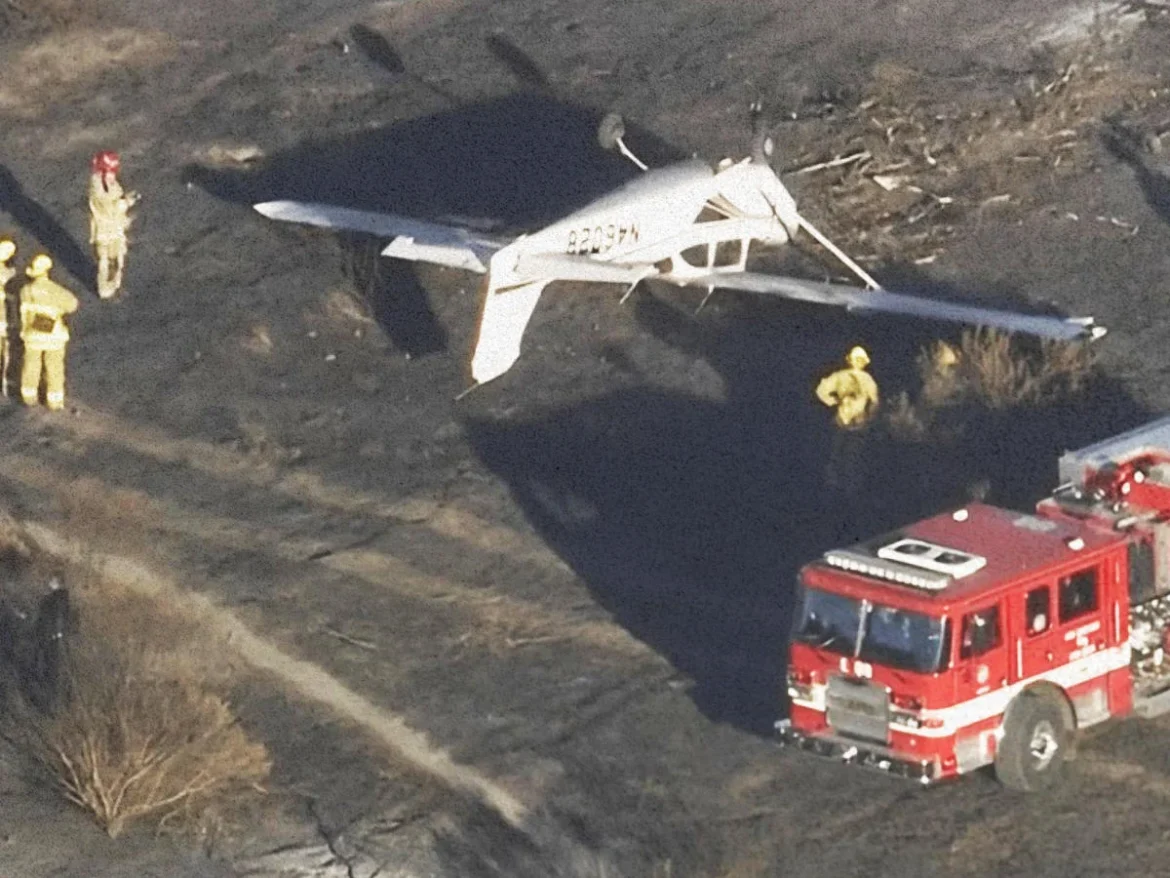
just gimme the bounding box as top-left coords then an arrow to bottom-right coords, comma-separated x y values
994,691 -> 1071,792
597,113 -> 626,151
751,129 -> 775,165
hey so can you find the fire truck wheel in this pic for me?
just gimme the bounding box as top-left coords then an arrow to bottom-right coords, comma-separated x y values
994,692 -> 1071,791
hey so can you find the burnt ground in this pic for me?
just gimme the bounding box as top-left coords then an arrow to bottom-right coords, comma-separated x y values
5,0 -> 1170,875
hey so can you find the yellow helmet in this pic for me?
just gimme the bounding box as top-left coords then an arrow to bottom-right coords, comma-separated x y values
26,253 -> 53,278
0,239 -> 14,262
847,345 -> 870,369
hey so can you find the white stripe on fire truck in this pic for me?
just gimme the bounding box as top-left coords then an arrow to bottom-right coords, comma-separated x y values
792,644 -> 1131,738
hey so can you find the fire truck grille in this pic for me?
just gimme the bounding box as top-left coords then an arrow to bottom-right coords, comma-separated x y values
825,675 -> 890,744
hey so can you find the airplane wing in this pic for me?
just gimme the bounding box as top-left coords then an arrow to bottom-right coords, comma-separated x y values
669,272 -> 1104,342
253,200 -> 510,273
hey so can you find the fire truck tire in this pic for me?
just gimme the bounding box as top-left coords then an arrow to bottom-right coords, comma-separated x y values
994,692 -> 1071,791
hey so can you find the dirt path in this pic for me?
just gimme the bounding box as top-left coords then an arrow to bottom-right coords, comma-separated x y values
24,521 -> 531,829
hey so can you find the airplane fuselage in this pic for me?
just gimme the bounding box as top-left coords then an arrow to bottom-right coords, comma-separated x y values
516,158 -> 800,274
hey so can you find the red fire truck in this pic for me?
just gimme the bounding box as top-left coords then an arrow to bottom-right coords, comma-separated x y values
776,416 -> 1170,790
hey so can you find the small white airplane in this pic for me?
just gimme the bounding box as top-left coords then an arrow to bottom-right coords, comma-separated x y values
255,112 -> 1104,386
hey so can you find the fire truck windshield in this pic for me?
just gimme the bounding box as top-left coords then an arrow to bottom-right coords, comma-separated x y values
792,587 -> 950,674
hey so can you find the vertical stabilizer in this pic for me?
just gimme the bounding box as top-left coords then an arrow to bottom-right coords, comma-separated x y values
469,274 -> 548,384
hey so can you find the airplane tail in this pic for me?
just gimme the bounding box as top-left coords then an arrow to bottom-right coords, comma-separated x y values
469,274 -> 548,385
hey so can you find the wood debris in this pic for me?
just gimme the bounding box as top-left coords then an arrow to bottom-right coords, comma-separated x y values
320,626 -> 378,651
792,150 -> 871,175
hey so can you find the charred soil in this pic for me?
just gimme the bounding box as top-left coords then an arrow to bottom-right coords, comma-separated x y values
4,1 -> 1170,876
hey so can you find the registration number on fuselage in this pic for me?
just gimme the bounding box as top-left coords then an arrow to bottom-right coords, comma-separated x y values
567,222 -> 640,255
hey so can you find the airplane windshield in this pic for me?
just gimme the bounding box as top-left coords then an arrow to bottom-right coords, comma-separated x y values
792,586 -> 949,674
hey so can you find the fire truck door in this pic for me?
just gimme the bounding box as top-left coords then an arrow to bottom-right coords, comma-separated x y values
1012,583 -> 1060,681
955,601 -> 1010,702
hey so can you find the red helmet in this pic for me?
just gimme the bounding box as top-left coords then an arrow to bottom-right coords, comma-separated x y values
91,150 -> 121,174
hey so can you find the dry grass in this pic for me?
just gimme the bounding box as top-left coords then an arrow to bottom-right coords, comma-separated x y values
338,233 -> 386,321
56,476 -> 155,573
1,0 -> 93,31
0,27 -> 176,113
4,587 -> 269,838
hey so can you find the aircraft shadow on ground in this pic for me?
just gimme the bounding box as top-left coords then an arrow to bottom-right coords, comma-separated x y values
1101,120 -> 1170,229
185,92 -> 679,358
465,279 -> 1148,735
0,163 -> 96,293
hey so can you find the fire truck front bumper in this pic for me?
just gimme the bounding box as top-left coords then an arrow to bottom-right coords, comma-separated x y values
775,719 -> 939,784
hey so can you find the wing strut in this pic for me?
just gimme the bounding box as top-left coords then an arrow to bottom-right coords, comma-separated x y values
796,216 -> 881,290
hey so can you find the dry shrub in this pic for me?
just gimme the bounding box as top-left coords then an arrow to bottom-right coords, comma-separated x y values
323,287 -> 375,327
886,328 -> 1097,439
240,322 -> 274,356
955,329 -> 1035,408
953,327 -> 1096,408
6,589 -> 269,838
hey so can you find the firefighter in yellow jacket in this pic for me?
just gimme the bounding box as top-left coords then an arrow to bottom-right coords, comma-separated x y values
816,345 -> 880,500
19,254 -> 79,411
0,239 -> 15,395
816,345 -> 880,429
88,150 -> 138,299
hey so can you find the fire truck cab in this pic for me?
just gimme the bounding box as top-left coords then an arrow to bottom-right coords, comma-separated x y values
778,415 -> 1170,790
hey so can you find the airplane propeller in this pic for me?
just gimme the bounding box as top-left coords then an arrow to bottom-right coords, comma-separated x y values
597,113 -> 649,171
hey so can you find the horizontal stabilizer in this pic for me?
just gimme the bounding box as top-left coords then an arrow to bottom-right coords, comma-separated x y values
382,237 -> 489,272
672,272 -> 1104,342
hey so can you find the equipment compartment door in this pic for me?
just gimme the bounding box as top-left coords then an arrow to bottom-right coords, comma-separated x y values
1011,582 -> 1060,682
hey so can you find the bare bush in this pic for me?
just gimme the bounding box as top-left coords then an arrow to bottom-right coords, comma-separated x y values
956,328 -> 1037,409
5,590 -> 269,838
886,328 -> 1097,438
955,328 -> 1096,408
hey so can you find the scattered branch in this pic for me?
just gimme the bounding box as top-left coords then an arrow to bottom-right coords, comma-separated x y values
791,150 -> 871,175
320,626 -> 378,651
